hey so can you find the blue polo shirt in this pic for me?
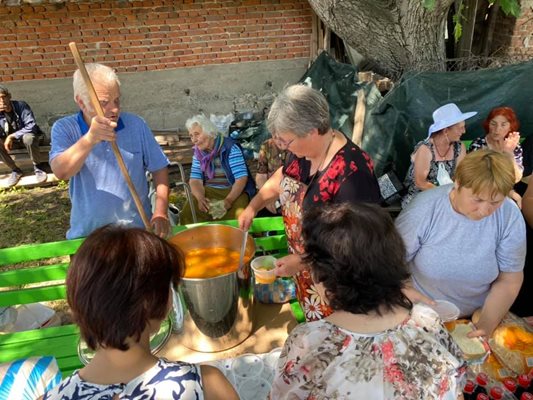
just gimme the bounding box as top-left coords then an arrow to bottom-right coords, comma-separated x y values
50,112 -> 169,239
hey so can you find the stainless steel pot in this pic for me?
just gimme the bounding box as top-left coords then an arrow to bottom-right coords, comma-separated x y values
168,224 -> 255,352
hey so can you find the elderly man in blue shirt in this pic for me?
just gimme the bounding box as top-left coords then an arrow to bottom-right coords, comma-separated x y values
50,63 -> 170,239
0,85 -> 47,186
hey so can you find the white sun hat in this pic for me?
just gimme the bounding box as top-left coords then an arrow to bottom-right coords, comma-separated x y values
427,103 -> 477,137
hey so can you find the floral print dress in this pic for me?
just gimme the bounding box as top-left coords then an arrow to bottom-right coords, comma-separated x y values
280,139 -> 381,322
270,304 -> 466,400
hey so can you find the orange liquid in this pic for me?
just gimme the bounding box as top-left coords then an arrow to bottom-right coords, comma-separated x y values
184,247 -> 249,279
255,274 -> 276,284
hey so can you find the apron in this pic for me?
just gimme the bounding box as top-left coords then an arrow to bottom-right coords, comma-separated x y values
279,174 -> 333,322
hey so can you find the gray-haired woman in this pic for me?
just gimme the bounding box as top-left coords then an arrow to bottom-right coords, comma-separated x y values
238,84 -> 381,322
180,115 -> 256,224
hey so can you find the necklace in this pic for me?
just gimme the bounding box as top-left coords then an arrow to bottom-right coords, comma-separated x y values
308,131 -> 335,186
433,136 -> 452,159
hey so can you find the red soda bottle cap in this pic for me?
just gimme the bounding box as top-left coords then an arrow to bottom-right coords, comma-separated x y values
464,380 -> 476,394
477,394 -> 489,400
490,386 -> 503,400
528,368 -> 533,380
518,374 -> 531,387
477,372 -> 489,386
503,378 -> 517,392
521,393 -> 533,400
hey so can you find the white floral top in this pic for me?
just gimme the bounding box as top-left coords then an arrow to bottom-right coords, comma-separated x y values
271,304 -> 466,400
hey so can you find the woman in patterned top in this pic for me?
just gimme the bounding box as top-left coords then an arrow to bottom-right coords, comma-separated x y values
42,225 -> 237,400
270,203 -> 466,400
239,84 -> 381,322
180,114 -> 256,224
468,106 -> 524,207
402,103 -> 477,207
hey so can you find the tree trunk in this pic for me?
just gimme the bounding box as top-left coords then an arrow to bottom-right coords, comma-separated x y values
307,0 -> 455,79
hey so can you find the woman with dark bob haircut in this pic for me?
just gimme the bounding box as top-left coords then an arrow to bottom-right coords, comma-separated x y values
42,225 -> 237,400
270,203 -> 466,400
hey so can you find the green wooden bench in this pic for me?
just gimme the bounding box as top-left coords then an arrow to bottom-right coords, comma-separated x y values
0,216 -> 295,377
0,239 -> 84,377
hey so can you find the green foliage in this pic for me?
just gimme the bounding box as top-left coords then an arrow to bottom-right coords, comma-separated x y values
453,3 -> 465,43
422,0 -> 521,42
492,0 -> 521,17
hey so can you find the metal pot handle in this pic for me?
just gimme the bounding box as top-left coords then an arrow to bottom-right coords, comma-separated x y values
170,285 -> 184,334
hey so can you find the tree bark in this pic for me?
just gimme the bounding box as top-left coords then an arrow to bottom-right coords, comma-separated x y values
307,0 -> 455,79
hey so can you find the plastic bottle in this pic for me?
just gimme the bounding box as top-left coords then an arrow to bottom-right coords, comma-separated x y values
473,373 -> 490,397
477,394 -> 490,400
521,394 -> 533,400
489,386 -> 504,400
516,375 -> 532,399
503,378 -> 517,396
464,380 -> 477,400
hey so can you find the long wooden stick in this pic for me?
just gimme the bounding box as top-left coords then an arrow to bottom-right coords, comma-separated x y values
68,42 -> 151,230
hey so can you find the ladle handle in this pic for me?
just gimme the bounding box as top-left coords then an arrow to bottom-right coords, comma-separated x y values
237,230 -> 249,279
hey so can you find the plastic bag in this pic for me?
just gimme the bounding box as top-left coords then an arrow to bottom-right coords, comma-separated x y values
208,200 -> 227,220
436,163 -> 453,186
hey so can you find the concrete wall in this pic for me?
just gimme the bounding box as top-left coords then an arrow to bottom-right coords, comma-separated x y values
6,58 -> 308,134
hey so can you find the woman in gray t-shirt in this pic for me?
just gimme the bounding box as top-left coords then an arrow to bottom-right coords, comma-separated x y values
396,149 -> 526,338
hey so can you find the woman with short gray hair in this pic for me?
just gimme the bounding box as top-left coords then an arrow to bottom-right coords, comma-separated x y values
180,114 -> 256,224
239,84 -> 381,322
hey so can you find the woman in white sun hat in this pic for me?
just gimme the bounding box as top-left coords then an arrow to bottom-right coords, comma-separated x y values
402,103 -> 477,207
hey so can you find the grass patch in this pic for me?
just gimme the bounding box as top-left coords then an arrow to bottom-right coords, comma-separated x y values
0,184 -> 71,249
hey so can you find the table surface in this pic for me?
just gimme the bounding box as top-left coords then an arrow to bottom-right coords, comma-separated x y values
159,302 -> 298,364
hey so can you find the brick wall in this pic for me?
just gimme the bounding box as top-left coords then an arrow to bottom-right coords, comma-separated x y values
0,0 -> 312,82
491,0 -> 533,58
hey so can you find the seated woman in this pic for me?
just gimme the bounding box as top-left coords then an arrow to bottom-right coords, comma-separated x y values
402,103 -> 477,207
255,137 -> 288,216
180,115 -> 256,224
469,106 -> 524,206
270,203 -> 466,399
396,150 -> 526,338
42,225 -> 238,400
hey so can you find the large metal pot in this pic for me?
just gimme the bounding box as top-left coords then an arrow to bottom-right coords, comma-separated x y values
168,224 -> 255,352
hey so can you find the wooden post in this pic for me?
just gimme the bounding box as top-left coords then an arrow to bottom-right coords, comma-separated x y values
352,89 -> 366,147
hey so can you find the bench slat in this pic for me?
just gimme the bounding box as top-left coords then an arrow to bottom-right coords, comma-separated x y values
0,263 -> 68,287
0,284 -> 66,307
0,239 -> 83,266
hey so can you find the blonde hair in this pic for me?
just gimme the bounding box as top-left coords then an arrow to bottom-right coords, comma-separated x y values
455,149 -> 515,197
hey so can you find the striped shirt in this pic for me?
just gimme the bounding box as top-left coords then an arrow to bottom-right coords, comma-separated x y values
190,144 -> 248,188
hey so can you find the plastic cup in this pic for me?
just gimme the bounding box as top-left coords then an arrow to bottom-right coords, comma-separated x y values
251,256 -> 277,285
430,299 -> 460,322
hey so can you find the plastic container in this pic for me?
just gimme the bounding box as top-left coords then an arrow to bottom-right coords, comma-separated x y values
237,377 -> 271,400
231,353 -> 264,379
251,256 -> 277,285
430,299 -> 460,322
